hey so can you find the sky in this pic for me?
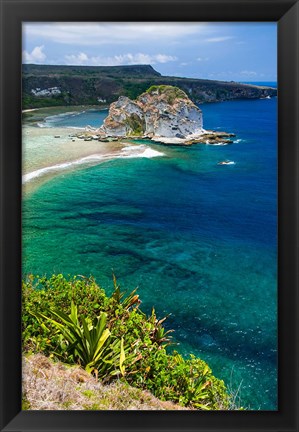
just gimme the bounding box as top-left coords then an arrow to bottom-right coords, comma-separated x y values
23,22 -> 277,82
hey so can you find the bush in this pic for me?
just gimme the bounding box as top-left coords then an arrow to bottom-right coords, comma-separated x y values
128,349 -> 229,410
145,85 -> 187,104
33,302 -> 127,377
22,274 -> 108,355
22,274 -> 231,409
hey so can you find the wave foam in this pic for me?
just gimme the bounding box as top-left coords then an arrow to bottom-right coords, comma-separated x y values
206,142 -> 229,146
23,145 -> 164,184
23,156 -> 103,183
37,111 -> 84,128
121,145 -> 164,158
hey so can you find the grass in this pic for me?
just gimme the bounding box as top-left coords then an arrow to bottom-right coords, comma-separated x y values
23,354 -> 189,410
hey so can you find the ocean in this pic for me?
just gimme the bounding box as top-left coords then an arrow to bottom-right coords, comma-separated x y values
22,89 -> 277,410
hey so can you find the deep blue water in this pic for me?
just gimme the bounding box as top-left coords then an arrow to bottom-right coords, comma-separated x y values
23,93 -> 277,410
241,81 -> 277,87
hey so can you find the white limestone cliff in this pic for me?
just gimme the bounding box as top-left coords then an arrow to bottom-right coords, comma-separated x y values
99,85 -> 204,143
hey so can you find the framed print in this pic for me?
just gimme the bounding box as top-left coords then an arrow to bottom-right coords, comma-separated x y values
0,0 -> 298,431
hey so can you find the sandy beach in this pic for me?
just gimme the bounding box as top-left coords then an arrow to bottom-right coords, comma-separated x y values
22,108 -> 39,113
22,123 -> 164,194
22,124 -> 128,193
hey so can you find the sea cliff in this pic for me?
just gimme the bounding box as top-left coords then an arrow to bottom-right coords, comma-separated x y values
22,64 -> 277,109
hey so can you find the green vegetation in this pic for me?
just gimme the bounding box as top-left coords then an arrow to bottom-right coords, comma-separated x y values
146,85 -> 188,104
124,113 -> 145,136
22,64 -> 276,109
122,81 -> 152,100
22,274 -> 231,410
22,94 -> 68,109
22,397 -> 31,410
33,302 -> 127,376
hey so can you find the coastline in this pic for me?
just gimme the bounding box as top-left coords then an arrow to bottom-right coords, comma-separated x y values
22,108 -> 39,113
22,106 -> 122,192
22,98 -> 278,410
22,123 -> 164,194
22,124 -> 124,193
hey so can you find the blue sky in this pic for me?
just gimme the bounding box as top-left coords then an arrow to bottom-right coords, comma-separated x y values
23,22 -> 277,82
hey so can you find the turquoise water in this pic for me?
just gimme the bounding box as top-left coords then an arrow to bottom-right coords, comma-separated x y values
23,95 -> 277,410
39,108 -> 108,128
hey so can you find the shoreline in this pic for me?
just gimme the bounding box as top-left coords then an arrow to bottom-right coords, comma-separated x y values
22,125 -> 124,192
22,107 -> 123,192
22,105 -> 108,128
22,108 -> 39,113
22,124 -> 164,194
74,128 -> 236,146
22,104 -> 108,116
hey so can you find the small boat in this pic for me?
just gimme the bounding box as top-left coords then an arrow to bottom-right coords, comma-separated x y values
217,160 -> 235,165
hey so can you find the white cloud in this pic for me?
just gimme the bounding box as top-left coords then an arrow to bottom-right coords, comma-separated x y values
204,36 -> 234,43
64,52 -> 177,66
22,45 -> 46,63
24,22 -> 209,46
197,57 -> 209,61
240,70 -> 257,77
154,54 -> 177,63
64,52 -> 89,65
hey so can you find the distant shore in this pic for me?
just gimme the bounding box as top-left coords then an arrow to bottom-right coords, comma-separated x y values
22,108 -> 39,113
22,105 -> 107,125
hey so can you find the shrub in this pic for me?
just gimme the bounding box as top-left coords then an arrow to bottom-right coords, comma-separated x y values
22,274 -> 231,409
32,302 -> 127,377
128,348 -> 229,409
22,274 -> 108,355
145,85 -> 187,104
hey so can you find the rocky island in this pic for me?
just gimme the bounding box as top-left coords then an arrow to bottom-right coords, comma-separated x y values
77,85 -> 235,145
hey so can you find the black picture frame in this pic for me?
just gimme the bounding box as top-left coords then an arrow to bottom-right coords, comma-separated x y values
0,0 -> 298,431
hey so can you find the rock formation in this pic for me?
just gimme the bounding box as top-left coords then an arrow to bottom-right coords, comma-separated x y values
99,85 -> 205,143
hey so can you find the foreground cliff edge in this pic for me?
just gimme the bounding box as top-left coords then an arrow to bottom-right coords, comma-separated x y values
77,85 -> 236,145
22,274 -> 237,410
